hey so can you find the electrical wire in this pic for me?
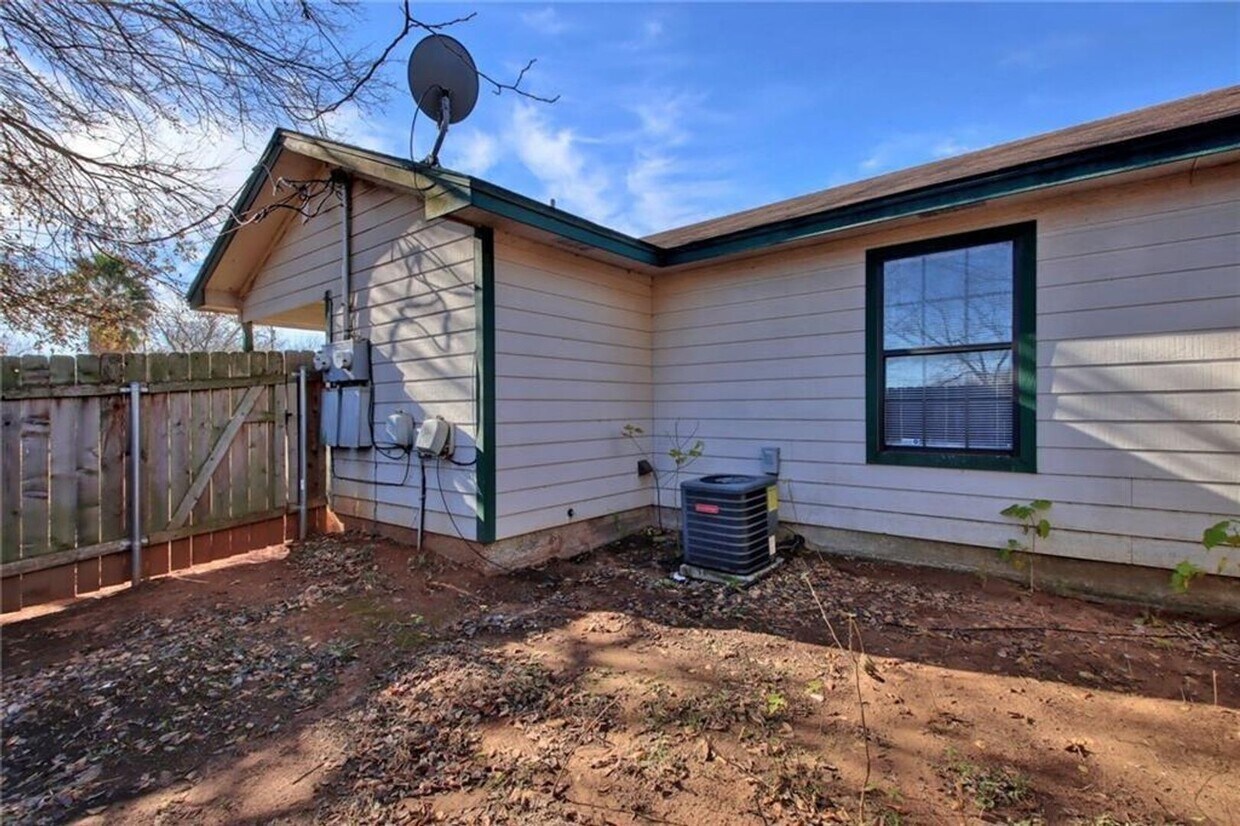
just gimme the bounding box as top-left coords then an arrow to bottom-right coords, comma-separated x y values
408,83 -> 449,174
330,446 -> 414,488
433,458 -> 523,575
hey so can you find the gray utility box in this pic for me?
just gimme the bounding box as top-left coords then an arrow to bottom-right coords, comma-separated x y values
681,474 -> 779,576
321,385 -> 372,448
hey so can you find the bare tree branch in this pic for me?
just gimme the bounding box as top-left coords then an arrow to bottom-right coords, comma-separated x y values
0,0 -> 555,344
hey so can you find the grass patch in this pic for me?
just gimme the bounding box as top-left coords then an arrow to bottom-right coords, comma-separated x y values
942,749 -> 1032,812
342,598 -> 432,649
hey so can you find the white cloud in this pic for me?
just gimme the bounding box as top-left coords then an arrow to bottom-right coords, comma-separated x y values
624,151 -> 731,236
493,92 -> 739,237
628,93 -> 699,147
510,104 -> 616,225
446,129 -> 500,175
521,7 -> 570,36
620,14 -> 667,51
1000,33 -> 1093,71
859,130 -> 985,175
929,137 -> 979,159
321,103 -> 407,160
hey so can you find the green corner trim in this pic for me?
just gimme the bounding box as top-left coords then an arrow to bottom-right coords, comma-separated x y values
474,227 -> 497,543
865,221 -> 1037,474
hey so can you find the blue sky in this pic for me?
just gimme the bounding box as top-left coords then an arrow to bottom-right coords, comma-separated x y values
330,2 -> 1238,238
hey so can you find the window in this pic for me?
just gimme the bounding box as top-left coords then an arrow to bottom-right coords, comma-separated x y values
865,222 -> 1036,472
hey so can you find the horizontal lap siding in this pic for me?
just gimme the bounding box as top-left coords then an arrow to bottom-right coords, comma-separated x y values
494,237 -> 653,539
653,161 -> 1240,576
240,184 -> 479,540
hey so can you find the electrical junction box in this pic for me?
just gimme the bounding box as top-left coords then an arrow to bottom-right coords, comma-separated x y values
315,338 -> 370,384
321,384 -> 372,448
760,446 -> 781,476
416,417 -> 451,457
386,411 -> 416,448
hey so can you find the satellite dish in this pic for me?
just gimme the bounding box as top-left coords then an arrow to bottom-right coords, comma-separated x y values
407,34 -> 479,166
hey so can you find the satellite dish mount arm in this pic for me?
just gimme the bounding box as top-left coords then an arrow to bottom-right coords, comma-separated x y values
426,93 -> 452,167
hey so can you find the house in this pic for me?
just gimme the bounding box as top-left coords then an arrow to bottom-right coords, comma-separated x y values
188,86 -> 1240,601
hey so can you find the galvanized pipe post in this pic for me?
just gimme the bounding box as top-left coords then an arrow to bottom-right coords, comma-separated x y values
127,380 -> 142,587
335,171 -> 353,340
297,365 -> 309,540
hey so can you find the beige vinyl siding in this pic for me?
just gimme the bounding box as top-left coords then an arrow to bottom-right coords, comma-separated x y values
493,235 -> 653,540
652,160 -> 1240,576
240,181 -> 480,540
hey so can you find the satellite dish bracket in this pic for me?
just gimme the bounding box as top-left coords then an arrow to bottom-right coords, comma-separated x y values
426,93 -> 452,167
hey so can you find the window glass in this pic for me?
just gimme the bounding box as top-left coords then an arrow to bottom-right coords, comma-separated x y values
871,229 -> 1028,466
882,242 -> 1014,350
883,351 -> 1013,450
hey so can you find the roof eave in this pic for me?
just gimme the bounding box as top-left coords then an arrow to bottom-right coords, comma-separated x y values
468,179 -> 663,267
186,128 -> 288,308
663,113 -> 1240,267
189,109 -> 1240,308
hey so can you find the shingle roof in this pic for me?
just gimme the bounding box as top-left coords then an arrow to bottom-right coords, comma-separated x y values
191,86 -> 1240,306
644,85 -> 1240,248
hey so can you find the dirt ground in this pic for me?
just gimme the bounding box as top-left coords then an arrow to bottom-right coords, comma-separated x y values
2,531 -> 1238,826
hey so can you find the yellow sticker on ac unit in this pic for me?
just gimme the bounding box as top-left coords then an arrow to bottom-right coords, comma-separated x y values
766,486 -> 778,512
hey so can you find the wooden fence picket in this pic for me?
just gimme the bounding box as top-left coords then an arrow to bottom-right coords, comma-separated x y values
0,350 -> 324,611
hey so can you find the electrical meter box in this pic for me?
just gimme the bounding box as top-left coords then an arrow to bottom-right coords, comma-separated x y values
321,385 -> 372,448
415,417 -> 451,457
314,338 -> 370,385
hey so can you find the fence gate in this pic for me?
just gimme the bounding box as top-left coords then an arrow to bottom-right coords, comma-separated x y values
0,351 -> 326,612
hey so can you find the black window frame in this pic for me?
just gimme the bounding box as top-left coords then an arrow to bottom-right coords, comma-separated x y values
865,221 -> 1037,473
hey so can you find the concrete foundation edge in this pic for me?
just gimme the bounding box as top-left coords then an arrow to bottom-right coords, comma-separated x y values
784,521 -> 1240,616
332,505 -> 656,574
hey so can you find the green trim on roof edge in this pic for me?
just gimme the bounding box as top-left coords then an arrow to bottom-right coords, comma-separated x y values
186,129 -> 286,308
664,114 -> 1240,266
188,114 -> 1240,306
469,180 -> 662,266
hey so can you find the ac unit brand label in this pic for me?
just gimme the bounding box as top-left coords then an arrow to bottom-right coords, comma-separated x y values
693,503 -> 720,514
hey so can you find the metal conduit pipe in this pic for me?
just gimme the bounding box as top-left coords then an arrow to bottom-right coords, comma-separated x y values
298,366 -> 309,540
334,170 -> 353,340
128,380 -> 142,587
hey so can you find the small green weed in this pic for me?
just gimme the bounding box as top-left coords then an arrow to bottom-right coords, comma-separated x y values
1202,518 -> 1240,551
760,753 -> 835,817
943,750 -> 1032,812
1170,560 -> 1205,594
622,421 -> 705,531
998,499 -> 1052,591
763,691 -> 788,718
1171,518 -> 1239,593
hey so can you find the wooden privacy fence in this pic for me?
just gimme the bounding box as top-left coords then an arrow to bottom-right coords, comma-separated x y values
1,351 -> 326,612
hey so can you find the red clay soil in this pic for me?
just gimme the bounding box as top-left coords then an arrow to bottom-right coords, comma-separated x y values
2,531 -> 1238,825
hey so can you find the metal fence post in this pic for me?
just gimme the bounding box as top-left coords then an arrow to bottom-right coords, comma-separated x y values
128,380 -> 142,587
298,366 -> 308,540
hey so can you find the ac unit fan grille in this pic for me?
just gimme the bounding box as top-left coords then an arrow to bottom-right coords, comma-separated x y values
681,474 -> 778,576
